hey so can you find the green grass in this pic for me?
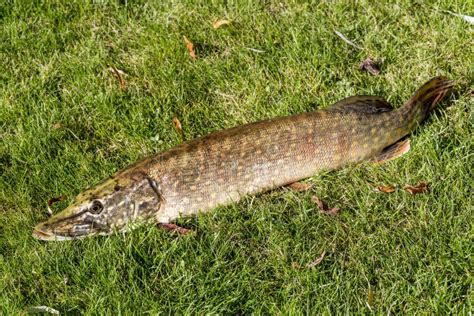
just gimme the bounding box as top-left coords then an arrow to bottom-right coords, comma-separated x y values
1,0 -> 473,313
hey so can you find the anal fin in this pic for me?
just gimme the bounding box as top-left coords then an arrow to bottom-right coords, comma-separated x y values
373,139 -> 411,164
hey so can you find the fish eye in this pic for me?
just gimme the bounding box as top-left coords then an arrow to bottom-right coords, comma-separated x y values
89,200 -> 104,214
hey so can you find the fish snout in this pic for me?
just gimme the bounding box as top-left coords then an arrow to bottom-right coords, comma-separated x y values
32,222 -> 76,241
32,222 -> 58,241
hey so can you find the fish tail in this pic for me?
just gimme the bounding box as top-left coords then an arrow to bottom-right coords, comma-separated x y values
403,76 -> 454,123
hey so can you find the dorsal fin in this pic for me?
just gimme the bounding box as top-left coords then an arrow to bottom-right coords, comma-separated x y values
327,96 -> 393,114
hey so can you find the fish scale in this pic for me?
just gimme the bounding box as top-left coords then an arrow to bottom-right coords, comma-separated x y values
32,76 -> 454,240
152,112 -> 354,220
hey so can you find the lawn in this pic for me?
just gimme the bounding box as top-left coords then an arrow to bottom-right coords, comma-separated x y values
1,1 -> 473,314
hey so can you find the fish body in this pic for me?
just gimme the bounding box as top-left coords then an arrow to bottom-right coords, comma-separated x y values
33,77 -> 453,240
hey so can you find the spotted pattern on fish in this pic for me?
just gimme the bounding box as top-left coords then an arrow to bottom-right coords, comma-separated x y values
32,77 -> 454,240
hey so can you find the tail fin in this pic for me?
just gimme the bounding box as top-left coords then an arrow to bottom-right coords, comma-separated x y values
403,76 -> 454,121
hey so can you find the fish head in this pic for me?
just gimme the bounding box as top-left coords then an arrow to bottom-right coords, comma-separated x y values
32,171 -> 161,241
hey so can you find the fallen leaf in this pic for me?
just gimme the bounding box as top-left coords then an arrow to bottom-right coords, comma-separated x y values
183,36 -> 196,59
109,67 -> 125,76
334,30 -> 362,50
52,122 -> 63,129
360,58 -> 380,76
47,195 -> 66,206
172,117 -> 183,139
311,195 -> 325,210
158,223 -> 193,235
288,181 -> 312,192
311,195 -> 340,216
367,286 -> 375,308
213,19 -> 231,29
291,262 -> 301,269
47,195 -> 65,216
306,251 -> 326,268
375,185 -> 396,193
108,66 -> 126,89
404,182 -> 429,195
27,306 -> 59,315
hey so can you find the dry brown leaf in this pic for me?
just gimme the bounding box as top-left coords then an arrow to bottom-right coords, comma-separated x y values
326,207 -> 340,216
47,195 -> 65,216
311,195 -> 340,216
404,182 -> 429,195
311,195 -> 325,210
213,19 -> 231,29
375,185 -> 396,193
367,286 -> 375,308
52,122 -> 63,130
291,262 -> 301,269
360,58 -> 380,76
157,223 -> 193,235
108,66 -> 126,89
183,36 -> 196,59
110,67 -> 125,76
48,195 -> 65,206
288,181 -> 312,192
172,117 -> 183,139
306,251 -> 326,268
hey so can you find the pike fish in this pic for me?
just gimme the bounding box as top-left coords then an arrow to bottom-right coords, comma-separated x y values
33,77 -> 453,240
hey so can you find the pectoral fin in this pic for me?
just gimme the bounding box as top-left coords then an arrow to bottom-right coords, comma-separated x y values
373,139 -> 411,164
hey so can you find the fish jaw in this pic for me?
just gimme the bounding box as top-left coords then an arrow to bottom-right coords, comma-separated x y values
31,204 -> 99,241
32,223 -> 77,241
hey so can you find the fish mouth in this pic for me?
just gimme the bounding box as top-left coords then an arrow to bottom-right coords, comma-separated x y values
32,224 -> 75,241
